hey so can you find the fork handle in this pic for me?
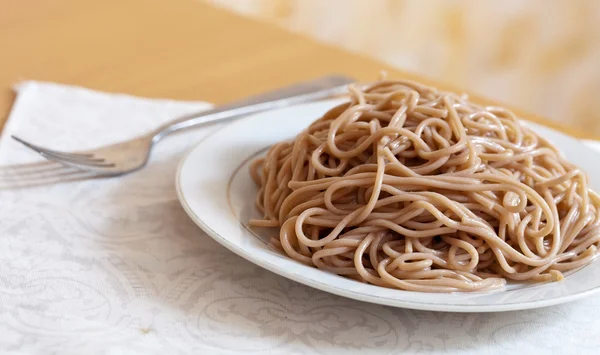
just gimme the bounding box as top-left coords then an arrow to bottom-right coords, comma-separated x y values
150,75 -> 354,142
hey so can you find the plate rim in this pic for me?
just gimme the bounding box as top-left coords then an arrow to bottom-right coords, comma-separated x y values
175,99 -> 600,312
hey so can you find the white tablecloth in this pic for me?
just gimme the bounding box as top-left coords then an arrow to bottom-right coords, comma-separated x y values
1,82 -> 599,355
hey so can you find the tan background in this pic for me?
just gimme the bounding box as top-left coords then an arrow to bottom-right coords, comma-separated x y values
207,0 -> 600,136
0,0 -> 595,139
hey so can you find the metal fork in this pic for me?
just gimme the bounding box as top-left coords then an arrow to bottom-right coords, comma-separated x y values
12,75 -> 354,176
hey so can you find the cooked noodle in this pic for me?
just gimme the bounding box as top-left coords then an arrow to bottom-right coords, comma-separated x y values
248,79 -> 600,292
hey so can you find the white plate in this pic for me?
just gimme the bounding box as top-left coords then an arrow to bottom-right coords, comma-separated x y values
176,99 -> 600,312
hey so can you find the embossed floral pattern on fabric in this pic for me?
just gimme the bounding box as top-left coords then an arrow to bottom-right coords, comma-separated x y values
0,82 -> 599,354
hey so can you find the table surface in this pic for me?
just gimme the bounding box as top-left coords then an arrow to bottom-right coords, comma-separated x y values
0,0 -> 593,139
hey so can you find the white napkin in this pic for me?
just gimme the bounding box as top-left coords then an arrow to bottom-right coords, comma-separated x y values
1,82 -> 600,355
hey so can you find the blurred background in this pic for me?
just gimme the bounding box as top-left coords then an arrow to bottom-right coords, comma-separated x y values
207,0 -> 600,136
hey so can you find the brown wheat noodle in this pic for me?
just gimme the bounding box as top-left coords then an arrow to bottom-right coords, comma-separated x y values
248,79 -> 600,293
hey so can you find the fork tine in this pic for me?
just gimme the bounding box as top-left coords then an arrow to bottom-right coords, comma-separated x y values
37,150 -> 106,163
12,135 -> 95,158
29,147 -> 106,163
11,136 -> 115,168
37,150 -> 116,168
41,155 -> 118,175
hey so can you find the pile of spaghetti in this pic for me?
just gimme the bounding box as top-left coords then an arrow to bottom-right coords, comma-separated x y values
249,79 -> 600,292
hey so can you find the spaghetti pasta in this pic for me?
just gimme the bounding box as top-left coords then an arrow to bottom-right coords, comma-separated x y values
248,79 -> 600,292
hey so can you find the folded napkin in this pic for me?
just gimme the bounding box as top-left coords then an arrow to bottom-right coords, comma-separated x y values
1,82 -> 599,355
